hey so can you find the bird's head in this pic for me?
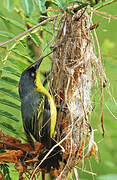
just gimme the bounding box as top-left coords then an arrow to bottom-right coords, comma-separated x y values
18,57 -> 43,99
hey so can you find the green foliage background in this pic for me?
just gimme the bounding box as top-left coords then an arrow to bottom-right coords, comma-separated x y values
0,0 -> 117,179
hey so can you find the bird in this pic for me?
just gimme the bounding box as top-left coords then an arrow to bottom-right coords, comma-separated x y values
18,54 -> 63,171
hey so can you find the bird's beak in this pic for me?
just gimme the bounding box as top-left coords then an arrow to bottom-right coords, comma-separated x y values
24,51 -> 52,73
24,57 -> 44,73
34,57 -> 43,70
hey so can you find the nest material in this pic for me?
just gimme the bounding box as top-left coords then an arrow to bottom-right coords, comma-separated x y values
50,10 -> 106,179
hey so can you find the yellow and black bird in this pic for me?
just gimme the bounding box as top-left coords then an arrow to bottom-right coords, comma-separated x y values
18,54 -> 63,171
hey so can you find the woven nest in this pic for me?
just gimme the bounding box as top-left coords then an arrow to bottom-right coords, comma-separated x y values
49,9 -> 107,179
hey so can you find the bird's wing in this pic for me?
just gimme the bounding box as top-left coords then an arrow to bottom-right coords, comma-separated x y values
21,92 -> 51,146
32,94 -> 45,141
31,93 -> 51,145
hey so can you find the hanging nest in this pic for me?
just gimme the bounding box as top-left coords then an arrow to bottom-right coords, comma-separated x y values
0,8 -> 107,180
49,9 -> 107,179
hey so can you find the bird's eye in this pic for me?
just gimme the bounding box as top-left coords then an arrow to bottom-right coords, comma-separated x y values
31,72 -> 35,77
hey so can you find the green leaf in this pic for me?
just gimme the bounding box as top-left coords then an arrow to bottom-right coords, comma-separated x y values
19,40 -> 27,48
8,58 -> 29,71
29,33 -> 41,46
4,0 -> 14,11
0,77 -> 18,86
0,88 -> 20,101
55,0 -> 67,10
0,110 -> 19,122
35,0 -> 46,13
41,26 -> 53,35
3,67 -> 20,77
0,99 -> 20,109
0,122 -> 19,134
0,31 -> 14,38
21,0 -> 34,16
0,164 -> 11,180
0,15 -> 26,30
12,49 -> 34,63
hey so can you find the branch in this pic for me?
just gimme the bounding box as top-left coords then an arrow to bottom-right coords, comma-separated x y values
0,16 -> 58,47
95,0 -> 117,10
94,9 -> 117,20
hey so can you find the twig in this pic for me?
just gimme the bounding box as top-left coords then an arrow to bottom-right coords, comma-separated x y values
94,9 -> 117,20
89,159 -> 95,180
93,28 -> 105,136
100,78 -> 104,136
76,166 -> 97,176
93,28 -> 101,59
0,16 -> 58,47
105,103 -> 117,120
74,167 -> 79,180
30,130 -> 72,180
95,0 -> 117,10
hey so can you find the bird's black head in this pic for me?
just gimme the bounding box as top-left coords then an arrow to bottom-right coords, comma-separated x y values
18,66 -> 36,99
18,57 -> 43,99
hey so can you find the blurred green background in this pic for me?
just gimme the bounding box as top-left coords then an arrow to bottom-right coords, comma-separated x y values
79,2 -> 117,180
0,0 -> 117,179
